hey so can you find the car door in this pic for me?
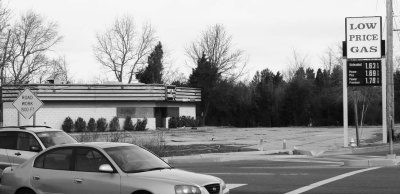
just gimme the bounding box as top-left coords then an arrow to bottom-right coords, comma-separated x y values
30,148 -> 73,194
70,147 -> 120,194
0,131 -> 17,169
9,132 -> 42,165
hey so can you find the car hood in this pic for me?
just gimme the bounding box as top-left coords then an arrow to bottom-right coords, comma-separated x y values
127,168 -> 220,186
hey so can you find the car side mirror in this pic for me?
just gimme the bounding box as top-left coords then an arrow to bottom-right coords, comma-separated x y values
99,164 -> 114,173
30,146 -> 41,152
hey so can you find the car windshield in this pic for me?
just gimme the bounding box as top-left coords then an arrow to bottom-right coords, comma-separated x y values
35,131 -> 78,148
104,146 -> 171,173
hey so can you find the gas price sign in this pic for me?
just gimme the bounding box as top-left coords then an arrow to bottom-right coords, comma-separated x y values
347,60 -> 381,86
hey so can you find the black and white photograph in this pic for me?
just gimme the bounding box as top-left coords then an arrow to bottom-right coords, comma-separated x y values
0,0 -> 400,194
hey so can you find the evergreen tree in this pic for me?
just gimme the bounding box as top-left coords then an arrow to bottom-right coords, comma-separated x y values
188,53 -> 220,125
282,67 -> 314,126
395,70 -> 400,122
137,42 -> 164,84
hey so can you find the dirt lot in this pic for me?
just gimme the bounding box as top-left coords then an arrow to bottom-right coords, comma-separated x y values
71,126 -> 387,157
157,144 -> 258,157
158,126 -> 383,150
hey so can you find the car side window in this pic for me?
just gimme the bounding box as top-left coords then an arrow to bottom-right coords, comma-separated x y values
16,132 -> 41,151
34,148 -> 73,170
75,148 -> 110,172
34,154 -> 45,168
0,132 -> 16,149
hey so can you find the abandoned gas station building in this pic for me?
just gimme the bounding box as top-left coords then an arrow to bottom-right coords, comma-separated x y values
1,83 -> 201,130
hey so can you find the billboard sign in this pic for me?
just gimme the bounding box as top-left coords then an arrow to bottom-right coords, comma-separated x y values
345,16 -> 382,59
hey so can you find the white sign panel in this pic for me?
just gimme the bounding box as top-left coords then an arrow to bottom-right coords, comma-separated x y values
12,88 -> 43,119
346,16 -> 382,59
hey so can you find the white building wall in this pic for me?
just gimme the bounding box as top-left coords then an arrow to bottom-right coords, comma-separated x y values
4,107 -> 117,129
4,107 -> 157,130
179,107 -> 196,118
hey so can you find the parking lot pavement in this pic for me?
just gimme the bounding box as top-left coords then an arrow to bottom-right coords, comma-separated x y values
172,159 -> 368,194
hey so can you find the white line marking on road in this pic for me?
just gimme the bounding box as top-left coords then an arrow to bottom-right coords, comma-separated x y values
240,165 -> 342,168
206,173 -> 309,175
226,184 -> 247,189
285,167 -> 382,194
272,159 -> 344,164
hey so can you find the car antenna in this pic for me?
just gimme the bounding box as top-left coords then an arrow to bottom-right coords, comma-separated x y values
5,149 -> 13,171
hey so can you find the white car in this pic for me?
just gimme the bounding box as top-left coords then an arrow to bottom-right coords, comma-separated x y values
0,142 -> 229,194
0,126 -> 78,172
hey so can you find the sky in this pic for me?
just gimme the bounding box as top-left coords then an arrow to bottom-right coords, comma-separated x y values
6,0 -> 393,83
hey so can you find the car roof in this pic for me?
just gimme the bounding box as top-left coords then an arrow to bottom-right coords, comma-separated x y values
52,142 -> 136,149
83,142 -> 135,148
0,126 -> 63,133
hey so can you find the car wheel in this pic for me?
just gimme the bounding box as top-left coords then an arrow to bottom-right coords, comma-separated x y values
133,191 -> 152,194
18,188 -> 36,194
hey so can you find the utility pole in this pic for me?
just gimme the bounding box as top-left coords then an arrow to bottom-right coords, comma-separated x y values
0,29 -> 11,127
387,0 -> 395,154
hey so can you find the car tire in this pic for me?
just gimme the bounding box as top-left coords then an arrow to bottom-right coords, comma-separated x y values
134,191 -> 152,194
18,188 -> 36,194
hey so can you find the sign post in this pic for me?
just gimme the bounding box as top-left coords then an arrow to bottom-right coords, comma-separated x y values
344,16 -> 383,147
12,88 -> 43,126
382,58 -> 387,143
343,58 -> 348,147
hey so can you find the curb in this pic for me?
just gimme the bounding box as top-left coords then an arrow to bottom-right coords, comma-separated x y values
295,149 -> 326,156
344,159 -> 399,167
165,157 -> 221,164
320,143 -> 400,156
162,150 -> 310,164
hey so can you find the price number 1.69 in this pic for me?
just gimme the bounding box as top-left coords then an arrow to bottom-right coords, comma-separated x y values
365,70 -> 379,77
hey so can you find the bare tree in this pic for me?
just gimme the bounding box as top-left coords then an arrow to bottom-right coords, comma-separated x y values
93,14 -> 156,83
284,47 -> 310,81
395,56 -> 400,71
320,42 -> 343,72
159,46 -> 183,84
186,24 -> 249,80
6,10 -> 63,84
348,86 -> 381,141
87,71 -> 114,84
36,55 -> 73,83
0,0 -> 10,34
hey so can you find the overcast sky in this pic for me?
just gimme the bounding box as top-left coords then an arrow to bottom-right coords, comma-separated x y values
7,0 -> 392,83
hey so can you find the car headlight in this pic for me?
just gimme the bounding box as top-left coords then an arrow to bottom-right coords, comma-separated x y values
220,179 -> 226,190
175,185 -> 201,194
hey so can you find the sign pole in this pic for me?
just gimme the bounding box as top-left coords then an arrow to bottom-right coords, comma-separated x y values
33,113 -> 36,126
382,58 -> 387,143
343,58 -> 348,147
17,112 -> 20,126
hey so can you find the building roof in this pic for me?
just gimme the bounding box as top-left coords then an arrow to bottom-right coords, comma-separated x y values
1,84 -> 201,102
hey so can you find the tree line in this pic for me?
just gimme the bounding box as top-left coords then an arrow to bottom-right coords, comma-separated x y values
1,2 -> 400,127
188,59 -> 400,127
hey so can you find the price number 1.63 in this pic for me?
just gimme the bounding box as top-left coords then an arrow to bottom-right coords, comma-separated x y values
365,62 -> 380,69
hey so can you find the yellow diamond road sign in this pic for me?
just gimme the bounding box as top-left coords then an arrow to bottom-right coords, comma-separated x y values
12,88 -> 43,119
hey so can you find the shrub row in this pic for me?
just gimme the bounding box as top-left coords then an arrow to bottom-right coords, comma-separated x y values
168,116 -> 200,128
61,116 -> 148,133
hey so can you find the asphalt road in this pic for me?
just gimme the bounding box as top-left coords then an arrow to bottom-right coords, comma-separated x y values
172,158 -> 400,194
